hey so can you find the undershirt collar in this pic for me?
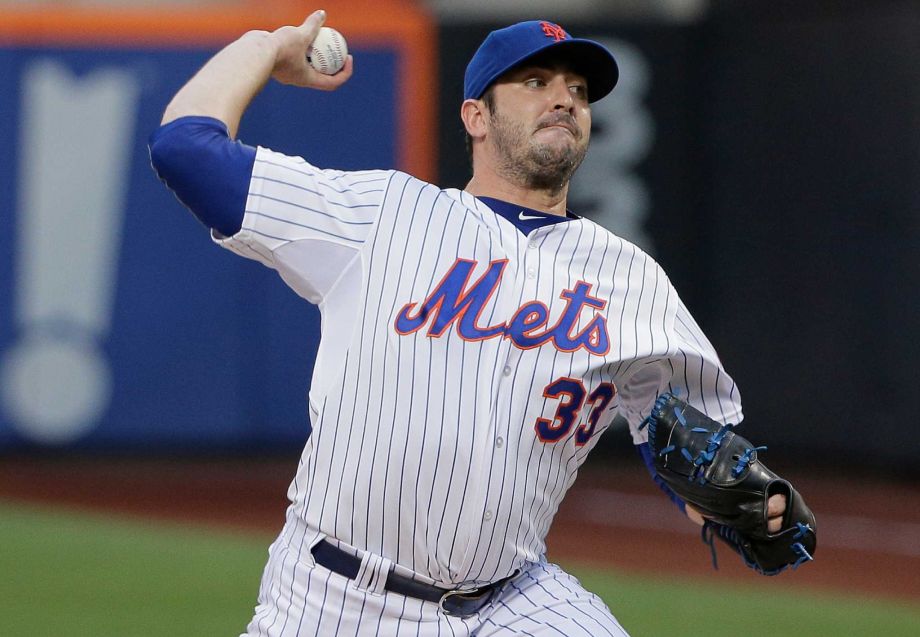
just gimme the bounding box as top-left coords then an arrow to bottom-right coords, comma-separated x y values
476,196 -> 579,235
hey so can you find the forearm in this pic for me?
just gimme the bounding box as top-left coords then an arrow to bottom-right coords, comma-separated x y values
162,30 -> 279,137
160,10 -> 351,139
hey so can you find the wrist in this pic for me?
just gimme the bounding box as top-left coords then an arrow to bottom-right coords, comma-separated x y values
239,29 -> 280,67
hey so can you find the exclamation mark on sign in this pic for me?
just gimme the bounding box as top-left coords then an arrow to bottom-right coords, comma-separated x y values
0,60 -> 139,444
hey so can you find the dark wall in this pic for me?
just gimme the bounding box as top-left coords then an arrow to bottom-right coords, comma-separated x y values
701,2 -> 920,464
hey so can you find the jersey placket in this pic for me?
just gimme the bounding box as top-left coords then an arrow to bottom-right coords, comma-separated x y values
456,224 -> 552,582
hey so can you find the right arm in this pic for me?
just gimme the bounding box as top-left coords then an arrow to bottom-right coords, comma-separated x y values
149,10 -> 386,306
150,9 -> 357,236
161,9 -> 353,137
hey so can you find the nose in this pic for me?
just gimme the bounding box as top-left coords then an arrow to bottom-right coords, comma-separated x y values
549,76 -> 575,113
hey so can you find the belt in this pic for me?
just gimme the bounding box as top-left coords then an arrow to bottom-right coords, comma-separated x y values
310,539 -> 515,618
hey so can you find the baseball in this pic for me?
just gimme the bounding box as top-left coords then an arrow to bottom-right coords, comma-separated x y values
307,27 -> 348,75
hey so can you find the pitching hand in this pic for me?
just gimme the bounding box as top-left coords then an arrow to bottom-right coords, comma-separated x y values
270,10 -> 354,90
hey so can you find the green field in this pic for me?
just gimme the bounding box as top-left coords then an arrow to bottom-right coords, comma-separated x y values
2,501 -> 918,636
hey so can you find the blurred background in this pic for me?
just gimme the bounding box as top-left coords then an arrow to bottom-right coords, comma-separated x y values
0,0 -> 918,635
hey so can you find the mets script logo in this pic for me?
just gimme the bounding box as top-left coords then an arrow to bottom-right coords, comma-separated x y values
540,22 -> 568,42
394,259 -> 610,356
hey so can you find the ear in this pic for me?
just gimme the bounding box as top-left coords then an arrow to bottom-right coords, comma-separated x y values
460,98 -> 489,140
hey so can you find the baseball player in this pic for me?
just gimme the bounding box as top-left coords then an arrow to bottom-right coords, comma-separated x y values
150,11 -> 798,636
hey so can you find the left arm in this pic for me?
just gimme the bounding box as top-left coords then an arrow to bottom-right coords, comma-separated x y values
620,283 -> 786,531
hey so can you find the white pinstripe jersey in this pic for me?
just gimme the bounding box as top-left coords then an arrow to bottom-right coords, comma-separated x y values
216,146 -> 743,588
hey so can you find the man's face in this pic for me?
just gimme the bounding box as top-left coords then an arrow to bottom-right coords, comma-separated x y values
485,61 -> 591,192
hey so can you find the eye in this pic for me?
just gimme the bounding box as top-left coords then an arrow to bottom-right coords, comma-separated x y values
569,84 -> 588,98
524,77 -> 547,88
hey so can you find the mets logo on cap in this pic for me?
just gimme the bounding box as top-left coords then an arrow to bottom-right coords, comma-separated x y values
540,21 -> 568,41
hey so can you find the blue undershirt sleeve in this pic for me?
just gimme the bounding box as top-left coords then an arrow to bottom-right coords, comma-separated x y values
148,116 -> 255,237
637,442 -> 687,514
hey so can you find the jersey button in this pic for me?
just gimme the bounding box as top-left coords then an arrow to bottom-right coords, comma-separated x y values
502,365 -> 511,376
496,437 -> 504,448
527,268 -> 536,279
483,510 -> 493,521
528,241 -> 538,249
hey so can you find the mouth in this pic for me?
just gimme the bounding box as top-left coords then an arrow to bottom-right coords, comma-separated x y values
543,124 -> 575,135
536,120 -> 579,139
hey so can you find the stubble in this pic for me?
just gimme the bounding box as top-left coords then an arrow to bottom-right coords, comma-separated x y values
489,109 -> 588,195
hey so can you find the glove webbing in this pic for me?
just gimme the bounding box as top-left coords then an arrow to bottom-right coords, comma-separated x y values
646,403 -> 752,486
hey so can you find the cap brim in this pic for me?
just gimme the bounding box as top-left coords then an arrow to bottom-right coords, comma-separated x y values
498,38 -> 619,103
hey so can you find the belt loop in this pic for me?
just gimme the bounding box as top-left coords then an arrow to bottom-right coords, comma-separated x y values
354,551 -> 391,597
304,534 -> 324,568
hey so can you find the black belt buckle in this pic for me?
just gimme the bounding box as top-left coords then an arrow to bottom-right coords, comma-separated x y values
437,569 -> 518,618
438,587 -> 495,618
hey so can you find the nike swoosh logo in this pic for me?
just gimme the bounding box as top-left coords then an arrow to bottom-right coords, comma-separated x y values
519,211 -> 544,221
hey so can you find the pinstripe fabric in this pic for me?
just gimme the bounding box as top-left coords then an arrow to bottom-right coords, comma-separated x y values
477,562 -> 629,637
220,147 -> 741,634
243,515 -> 628,637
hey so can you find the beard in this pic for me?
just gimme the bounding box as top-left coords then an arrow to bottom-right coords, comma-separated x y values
489,109 -> 588,194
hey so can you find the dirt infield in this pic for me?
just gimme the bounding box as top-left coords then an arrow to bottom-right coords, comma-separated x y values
1,454 -> 918,605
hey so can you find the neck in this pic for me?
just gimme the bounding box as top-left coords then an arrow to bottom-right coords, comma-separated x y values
464,171 -> 570,217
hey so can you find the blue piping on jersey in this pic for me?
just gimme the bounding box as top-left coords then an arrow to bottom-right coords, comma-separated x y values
148,116 -> 255,237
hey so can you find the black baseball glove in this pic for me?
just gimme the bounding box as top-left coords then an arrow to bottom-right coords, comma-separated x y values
642,392 -> 816,575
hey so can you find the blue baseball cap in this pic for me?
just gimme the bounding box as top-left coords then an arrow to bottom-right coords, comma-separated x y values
464,21 -> 618,103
